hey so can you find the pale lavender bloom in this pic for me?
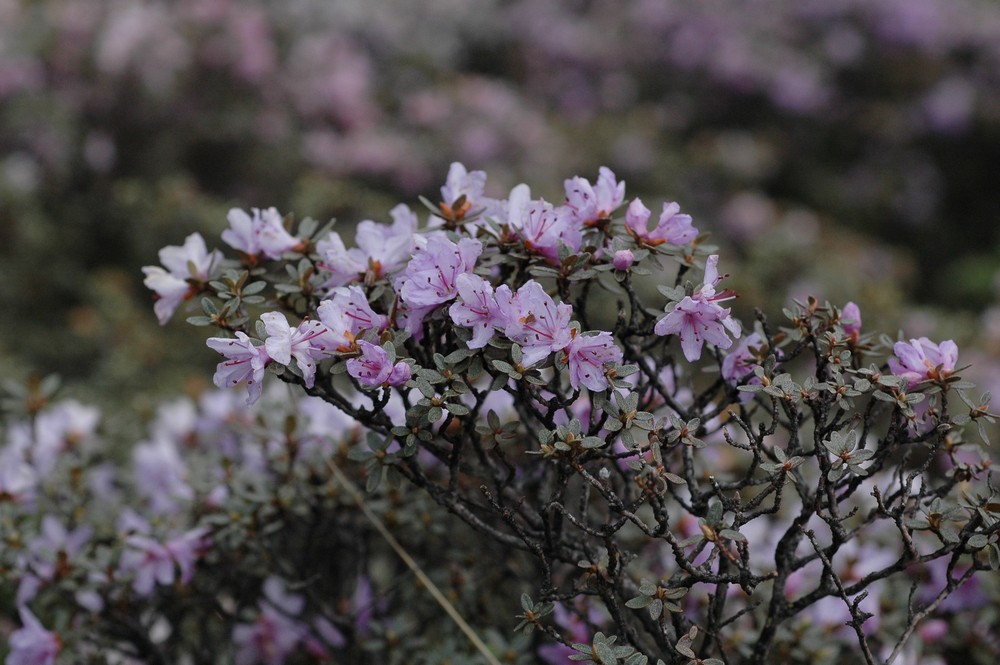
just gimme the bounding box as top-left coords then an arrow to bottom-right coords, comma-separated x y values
721,332 -> 765,384
317,204 -> 418,289
119,534 -> 175,596
625,198 -> 698,247
142,232 -> 222,324
32,399 -> 101,476
347,340 -> 410,389
8,606 -> 60,665
263,576 -> 305,616
206,332 -> 271,405
223,207 -> 300,260
17,514 -> 92,606
655,255 -> 741,362
132,437 -> 193,514
519,198 -> 580,261
398,236 -> 483,308
484,183 -> 531,232
0,433 -> 37,505
233,606 -> 305,665
316,231 -> 367,289
888,337 -> 959,387
354,203 -> 418,276
233,577 -> 307,665
612,249 -> 634,271
151,397 -> 198,446
721,332 -> 766,403
25,515 -> 92,581
448,273 -> 511,349
317,285 -> 387,349
841,301 -> 862,341
157,232 -> 222,280
565,331 -> 623,392
564,166 -> 625,225
502,281 -> 573,367
440,161 -> 486,209
393,301 -> 437,341
262,313 -> 339,388
164,528 -> 208,585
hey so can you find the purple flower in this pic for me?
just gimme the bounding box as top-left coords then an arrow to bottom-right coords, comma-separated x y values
565,331 -> 623,392
612,249 -> 634,271
448,274 -> 511,349
233,577 -> 308,665
721,332 -> 765,384
262,313 -> 340,388
398,235 -> 483,307
206,332 -> 271,405
347,340 -> 410,389
32,400 -> 101,476
317,204 -> 418,288
165,527 -> 209,585
8,606 -> 60,665
354,204 -> 419,275
888,337 -> 959,387
564,166 -> 625,226
316,232 -> 367,289
654,255 -> 741,362
132,436 -> 193,514
119,534 -> 175,596
439,161 -> 486,221
501,280 -> 573,367
519,198 -> 580,261
142,232 -> 222,324
222,207 -> 300,261
18,515 -> 92,604
841,301 -> 862,342
624,198 -> 698,247
316,285 -> 388,352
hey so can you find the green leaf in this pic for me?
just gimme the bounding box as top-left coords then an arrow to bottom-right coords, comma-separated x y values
625,596 -> 652,609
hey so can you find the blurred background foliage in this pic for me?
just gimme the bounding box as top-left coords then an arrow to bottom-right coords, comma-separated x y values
3,0 -> 1000,416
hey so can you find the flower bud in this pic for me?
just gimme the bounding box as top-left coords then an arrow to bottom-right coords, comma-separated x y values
612,249 -> 634,271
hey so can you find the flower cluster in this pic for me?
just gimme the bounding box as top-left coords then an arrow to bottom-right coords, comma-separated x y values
5,164 -> 998,665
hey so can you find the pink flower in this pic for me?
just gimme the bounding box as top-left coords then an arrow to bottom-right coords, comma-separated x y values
119,534 -> 175,595
448,274 -> 512,349
165,528 -> 209,585
206,332 -> 271,405
222,207 -> 300,260
317,204 -> 417,288
501,280 -> 573,367
347,340 -> 410,388
132,436 -> 193,514
565,331 -> 623,392
612,249 -> 634,271
564,166 -> 625,226
316,286 -> 388,352
233,577 -> 309,665
654,255 -> 741,362
888,337 -> 959,387
625,198 -> 698,247
519,199 -> 580,261
142,232 -> 222,324
21,515 -> 92,593
841,301 -> 862,342
721,332 -> 766,402
262,313 -> 339,388
438,162 -> 486,222
398,236 -> 483,308
8,606 -> 60,665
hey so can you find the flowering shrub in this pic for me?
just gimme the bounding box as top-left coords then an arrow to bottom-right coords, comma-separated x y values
3,164 -> 1000,664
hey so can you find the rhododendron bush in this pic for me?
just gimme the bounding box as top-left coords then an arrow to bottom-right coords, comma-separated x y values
3,165 -> 999,664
